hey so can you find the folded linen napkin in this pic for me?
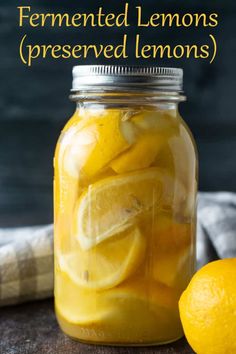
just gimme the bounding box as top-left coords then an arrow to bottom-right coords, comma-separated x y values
0,192 -> 236,307
0,225 -> 53,306
197,192 -> 236,268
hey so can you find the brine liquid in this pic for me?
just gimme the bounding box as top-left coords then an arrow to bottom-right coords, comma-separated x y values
54,106 -> 197,345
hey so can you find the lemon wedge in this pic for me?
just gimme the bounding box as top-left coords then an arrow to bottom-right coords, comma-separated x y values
99,278 -> 183,343
60,110 -> 136,179
74,167 -> 174,250
93,279 -> 181,344
152,246 -> 192,288
59,227 -> 145,290
110,133 -> 165,173
56,275 -> 182,343
55,268 -> 108,325
149,214 -> 192,287
110,110 -> 178,174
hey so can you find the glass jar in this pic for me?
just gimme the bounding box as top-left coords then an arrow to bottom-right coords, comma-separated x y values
54,66 -> 198,346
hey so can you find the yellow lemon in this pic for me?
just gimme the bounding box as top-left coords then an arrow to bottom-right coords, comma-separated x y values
55,267 -> 109,325
59,227 -> 145,290
60,110 -> 136,179
110,110 -> 178,174
150,213 -> 191,251
151,246 -> 193,291
110,133 -> 165,173
140,213 -> 193,288
56,273 -> 182,344
179,258 -> 236,354
74,167 -> 177,250
94,278 -> 182,344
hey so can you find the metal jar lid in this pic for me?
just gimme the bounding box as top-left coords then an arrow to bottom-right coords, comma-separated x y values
71,65 -> 183,93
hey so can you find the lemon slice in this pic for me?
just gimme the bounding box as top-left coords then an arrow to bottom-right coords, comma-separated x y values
74,167 -> 175,250
55,268 -> 109,325
148,214 -> 192,287
59,227 -> 145,290
99,279 -> 182,343
110,133 -> 165,173
110,110 -> 178,174
56,275 -> 182,343
110,111 -> 177,173
60,110 -> 136,179
152,246 -> 192,288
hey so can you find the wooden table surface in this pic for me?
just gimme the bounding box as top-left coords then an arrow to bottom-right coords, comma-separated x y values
0,298 -> 194,354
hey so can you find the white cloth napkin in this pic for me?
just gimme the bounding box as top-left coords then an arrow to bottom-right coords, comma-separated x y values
0,192 -> 236,306
0,225 -> 53,306
197,192 -> 236,267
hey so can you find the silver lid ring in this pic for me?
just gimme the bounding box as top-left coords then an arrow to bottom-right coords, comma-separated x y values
71,65 -> 183,93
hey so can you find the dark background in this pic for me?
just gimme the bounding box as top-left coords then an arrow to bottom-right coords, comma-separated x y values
0,0 -> 236,226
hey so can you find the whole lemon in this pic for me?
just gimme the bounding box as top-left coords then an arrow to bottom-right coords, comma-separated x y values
179,258 -> 236,354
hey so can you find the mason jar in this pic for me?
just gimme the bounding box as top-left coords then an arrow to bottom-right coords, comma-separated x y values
54,65 -> 198,346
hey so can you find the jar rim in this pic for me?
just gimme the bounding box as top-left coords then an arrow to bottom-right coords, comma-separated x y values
71,65 -> 183,93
